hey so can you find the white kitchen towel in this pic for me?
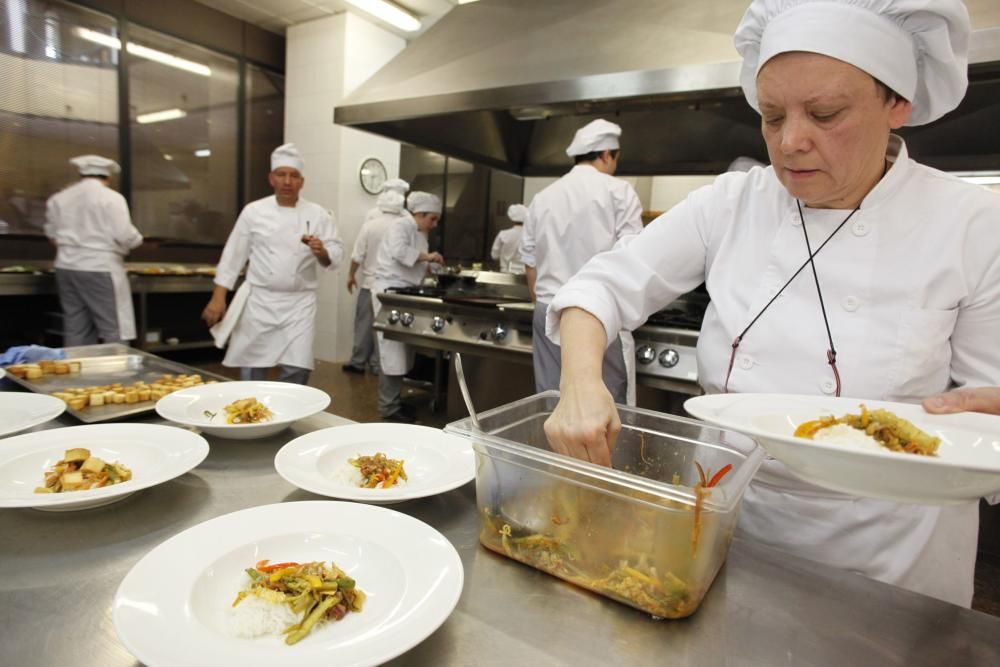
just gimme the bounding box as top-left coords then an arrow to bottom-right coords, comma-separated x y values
210,282 -> 251,348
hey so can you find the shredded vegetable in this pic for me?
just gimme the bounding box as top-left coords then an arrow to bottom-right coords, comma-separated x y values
349,452 -> 407,488
224,397 -> 274,424
34,448 -> 132,494
795,404 -> 940,456
232,559 -> 365,645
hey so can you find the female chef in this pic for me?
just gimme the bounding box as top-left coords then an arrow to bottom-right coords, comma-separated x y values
542,0 -> 1000,607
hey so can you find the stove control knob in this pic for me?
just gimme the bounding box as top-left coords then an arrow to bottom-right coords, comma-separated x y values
491,324 -> 508,342
431,316 -> 446,332
658,348 -> 680,368
400,312 -> 415,327
636,345 -> 656,365
388,310 -> 400,325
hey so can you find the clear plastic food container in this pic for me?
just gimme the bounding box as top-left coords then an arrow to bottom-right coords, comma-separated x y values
444,391 -> 764,619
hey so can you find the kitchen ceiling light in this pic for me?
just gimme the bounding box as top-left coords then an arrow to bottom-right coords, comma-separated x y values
136,108 -> 187,124
76,28 -> 212,77
343,0 -> 421,32
457,0 -> 480,4
194,149 -> 211,157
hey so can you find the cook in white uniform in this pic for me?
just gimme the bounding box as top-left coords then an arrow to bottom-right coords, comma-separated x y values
543,0 -> 1000,607
490,204 -> 527,274
521,119 -> 643,405
363,178 -> 413,223
44,155 -> 143,345
202,143 -> 344,384
343,190 -> 407,375
371,191 -> 444,422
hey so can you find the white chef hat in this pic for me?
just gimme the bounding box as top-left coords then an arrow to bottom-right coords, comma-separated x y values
383,178 -> 409,194
507,204 -> 529,223
565,118 -> 622,157
271,143 -> 304,172
70,155 -> 120,177
734,0 -> 970,126
727,156 -> 765,172
407,191 -> 442,215
377,190 -> 405,214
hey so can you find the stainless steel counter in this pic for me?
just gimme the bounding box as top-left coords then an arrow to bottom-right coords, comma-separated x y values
1,407 -> 999,666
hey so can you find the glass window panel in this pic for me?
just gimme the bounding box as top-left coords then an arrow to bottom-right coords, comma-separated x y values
127,24 -> 237,245
244,63 -> 284,204
0,0 -> 118,236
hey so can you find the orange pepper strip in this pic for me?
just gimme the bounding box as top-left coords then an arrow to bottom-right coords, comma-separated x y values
707,464 -> 733,488
257,561 -> 299,573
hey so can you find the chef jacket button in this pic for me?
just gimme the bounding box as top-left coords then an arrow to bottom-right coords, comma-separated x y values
851,220 -> 870,236
820,379 -> 837,394
842,296 -> 860,312
738,354 -> 754,370
790,215 -> 802,226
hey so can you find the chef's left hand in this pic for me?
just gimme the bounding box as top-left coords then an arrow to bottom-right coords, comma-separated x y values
304,235 -> 331,266
923,387 -> 1000,416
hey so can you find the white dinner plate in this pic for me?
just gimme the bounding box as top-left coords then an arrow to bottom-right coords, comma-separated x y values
156,381 -> 330,439
274,424 -> 475,504
0,392 -> 65,438
0,423 -> 209,511
684,393 -> 1000,505
113,501 -> 464,667
0,367 -> 6,380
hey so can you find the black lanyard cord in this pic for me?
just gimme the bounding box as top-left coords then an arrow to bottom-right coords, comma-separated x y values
724,202 -> 860,394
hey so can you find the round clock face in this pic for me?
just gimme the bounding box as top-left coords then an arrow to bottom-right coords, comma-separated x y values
359,158 -> 388,195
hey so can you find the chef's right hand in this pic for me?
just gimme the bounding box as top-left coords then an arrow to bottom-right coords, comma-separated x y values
346,275 -> 357,294
201,297 -> 226,327
544,379 -> 620,467
422,251 -> 444,265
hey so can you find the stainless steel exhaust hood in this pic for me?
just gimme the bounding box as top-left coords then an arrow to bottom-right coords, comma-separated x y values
334,1 -> 1000,176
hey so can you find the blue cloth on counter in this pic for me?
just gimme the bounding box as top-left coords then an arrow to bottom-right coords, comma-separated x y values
0,345 -> 66,365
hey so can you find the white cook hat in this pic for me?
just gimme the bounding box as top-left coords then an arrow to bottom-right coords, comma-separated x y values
377,190 -> 405,214
383,178 -> 409,194
507,204 -> 529,223
727,156 -> 765,172
407,191 -> 442,215
733,0 -> 970,126
271,143 -> 304,172
565,118 -> 621,157
70,155 -> 120,177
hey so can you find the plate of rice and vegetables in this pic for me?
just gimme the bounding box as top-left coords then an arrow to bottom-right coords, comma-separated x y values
684,393 -> 1000,505
274,424 -> 474,504
113,501 -> 463,667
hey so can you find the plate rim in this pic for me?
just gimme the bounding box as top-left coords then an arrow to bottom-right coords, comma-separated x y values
684,393 -> 1000,474
155,380 -> 331,431
0,422 -> 209,508
274,423 -> 475,503
112,500 -> 464,667
0,392 -> 67,438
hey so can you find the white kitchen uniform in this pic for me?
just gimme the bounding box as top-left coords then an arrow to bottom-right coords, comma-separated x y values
548,136 -> 1000,606
346,208 -> 402,370
45,178 -> 143,342
371,216 -> 429,376
214,195 -> 343,371
522,163 -> 643,404
491,225 -> 525,273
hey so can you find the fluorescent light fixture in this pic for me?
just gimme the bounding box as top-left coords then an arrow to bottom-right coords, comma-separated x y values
951,171 -> 1000,186
76,28 -> 212,77
163,154 -> 173,161
136,108 -> 187,124
194,149 -> 211,158
457,0 -> 480,4
343,0 -> 421,32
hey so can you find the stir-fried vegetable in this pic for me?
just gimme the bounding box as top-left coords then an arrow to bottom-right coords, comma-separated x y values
224,397 -> 274,424
232,559 -> 365,645
795,403 -> 940,455
34,448 -> 132,494
349,452 -> 407,489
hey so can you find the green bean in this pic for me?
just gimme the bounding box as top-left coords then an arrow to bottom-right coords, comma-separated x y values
285,596 -> 338,645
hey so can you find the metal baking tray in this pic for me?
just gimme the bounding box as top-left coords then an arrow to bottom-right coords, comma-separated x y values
2,343 -> 228,423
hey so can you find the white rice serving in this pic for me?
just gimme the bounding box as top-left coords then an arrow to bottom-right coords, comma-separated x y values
229,588 -> 304,638
812,423 -> 882,452
332,458 -> 408,488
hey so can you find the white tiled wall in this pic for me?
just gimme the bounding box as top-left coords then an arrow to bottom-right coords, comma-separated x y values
284,12 -> 405,364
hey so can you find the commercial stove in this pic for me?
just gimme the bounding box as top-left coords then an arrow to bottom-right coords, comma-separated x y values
373,273 -> 707,394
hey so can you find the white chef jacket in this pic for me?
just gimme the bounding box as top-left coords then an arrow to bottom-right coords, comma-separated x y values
214,195 -> 344,370
45,178 -> 143,340
547,136 -> 1000,606
45,178 -> 143,271
372,217 -> 429,289
491,225 -> 525,273
365,205 -> 415,223
352,210 -> 401,291
521,164 -> 644,303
